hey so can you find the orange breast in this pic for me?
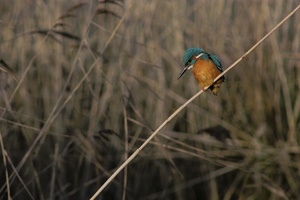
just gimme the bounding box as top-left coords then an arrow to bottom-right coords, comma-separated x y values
192,58 -> 222,89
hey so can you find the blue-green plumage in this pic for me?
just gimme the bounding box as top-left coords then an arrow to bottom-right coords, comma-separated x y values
208,54 -> 222,72
183,48 -> 204,66
182,48 -> 223,72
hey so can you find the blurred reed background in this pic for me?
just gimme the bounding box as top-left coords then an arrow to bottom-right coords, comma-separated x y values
0,0 -> 299,199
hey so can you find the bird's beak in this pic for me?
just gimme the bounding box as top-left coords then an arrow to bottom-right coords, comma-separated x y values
177,53 -> 203,80
177,66 -> 189,80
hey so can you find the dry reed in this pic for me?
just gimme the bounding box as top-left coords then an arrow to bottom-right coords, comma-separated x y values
0,1 -> 299,199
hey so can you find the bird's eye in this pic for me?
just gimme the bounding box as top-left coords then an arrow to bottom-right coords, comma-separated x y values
186,59 -> 192,66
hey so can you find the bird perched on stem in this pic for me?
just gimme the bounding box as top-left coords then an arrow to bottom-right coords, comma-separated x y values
178,48 -> 225,95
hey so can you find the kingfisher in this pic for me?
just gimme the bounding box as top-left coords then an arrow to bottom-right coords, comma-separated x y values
177,48 -> 225,95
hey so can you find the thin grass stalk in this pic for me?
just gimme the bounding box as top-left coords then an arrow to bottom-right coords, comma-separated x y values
4,6 -> 130,190
121,83 -> 129,200
1,12 -> 92,193
4,153 -> 34,199
49,144 -> 59,200
0,131 -> 11,200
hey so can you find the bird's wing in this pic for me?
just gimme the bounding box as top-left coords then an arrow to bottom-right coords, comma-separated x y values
209,54 -> 223,72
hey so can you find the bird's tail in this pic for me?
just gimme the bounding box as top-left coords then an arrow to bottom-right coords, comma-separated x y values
210,76 -> 225,95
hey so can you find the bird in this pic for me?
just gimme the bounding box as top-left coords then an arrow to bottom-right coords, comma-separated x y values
177,48 -> 225,95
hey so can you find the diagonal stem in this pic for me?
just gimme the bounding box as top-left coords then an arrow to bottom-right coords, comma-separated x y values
90,4 -> 300,200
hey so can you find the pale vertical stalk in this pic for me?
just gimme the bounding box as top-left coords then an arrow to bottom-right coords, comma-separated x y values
121,100 -> 129,200
50,144 -> 59,200
0,132 -> 11,200
121,76 -> 129,200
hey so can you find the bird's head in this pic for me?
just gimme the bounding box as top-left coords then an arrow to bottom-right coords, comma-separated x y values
177,48 -> 205,79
